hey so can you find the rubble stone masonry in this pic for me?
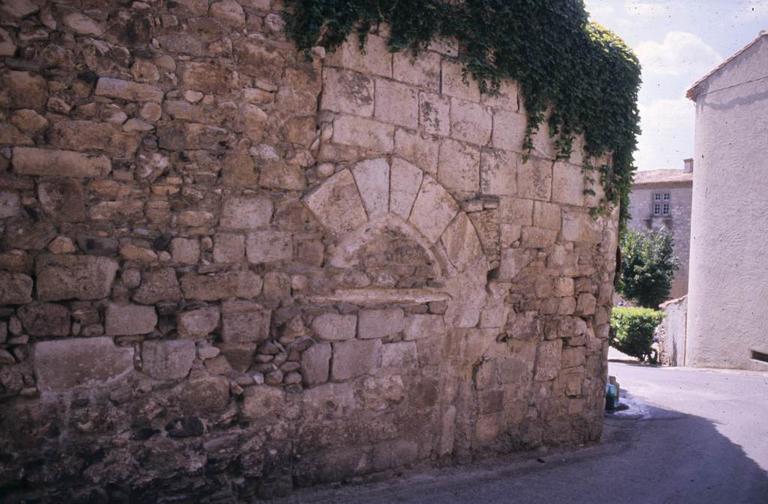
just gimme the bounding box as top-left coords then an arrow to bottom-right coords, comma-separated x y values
0,1 -> 618,500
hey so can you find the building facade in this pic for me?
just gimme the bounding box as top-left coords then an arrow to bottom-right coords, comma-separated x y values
686,32 -> 768,370
0,2 -> 618,499
627,161 -> 693,299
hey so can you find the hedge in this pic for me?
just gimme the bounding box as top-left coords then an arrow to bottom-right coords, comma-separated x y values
610,307 -> 664,362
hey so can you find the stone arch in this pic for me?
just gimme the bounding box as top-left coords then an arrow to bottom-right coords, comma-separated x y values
302,158 -> 489,326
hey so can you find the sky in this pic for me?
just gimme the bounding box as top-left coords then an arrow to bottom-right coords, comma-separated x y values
583,0 -> 768,171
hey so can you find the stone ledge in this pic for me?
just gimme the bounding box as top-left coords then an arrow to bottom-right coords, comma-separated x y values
305,288 -> 451,305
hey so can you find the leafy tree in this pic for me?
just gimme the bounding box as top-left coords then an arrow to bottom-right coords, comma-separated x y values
610,307 -> 664,362
618,228 -> 679,308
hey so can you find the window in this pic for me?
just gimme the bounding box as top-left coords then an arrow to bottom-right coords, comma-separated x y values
652,192 -> 671,216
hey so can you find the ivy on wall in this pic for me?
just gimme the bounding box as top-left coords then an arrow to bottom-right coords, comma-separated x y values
284,0 -> 641,229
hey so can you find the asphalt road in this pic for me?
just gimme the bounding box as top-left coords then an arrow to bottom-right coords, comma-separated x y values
274,362 -> 768,504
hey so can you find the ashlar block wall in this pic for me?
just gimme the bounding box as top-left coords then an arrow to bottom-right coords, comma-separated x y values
0,1 -> 618,500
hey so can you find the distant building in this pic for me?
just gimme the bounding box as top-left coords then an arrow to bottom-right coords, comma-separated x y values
684,31 -> 768,370
627,159 -> 693,299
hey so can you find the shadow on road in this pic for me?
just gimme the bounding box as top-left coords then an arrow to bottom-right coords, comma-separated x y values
271,386 -> 768,504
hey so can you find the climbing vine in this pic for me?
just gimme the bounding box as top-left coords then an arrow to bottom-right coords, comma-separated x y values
284,0 -> 641,230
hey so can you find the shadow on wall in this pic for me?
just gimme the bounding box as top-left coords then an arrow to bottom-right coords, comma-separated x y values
260,391 -> 768,504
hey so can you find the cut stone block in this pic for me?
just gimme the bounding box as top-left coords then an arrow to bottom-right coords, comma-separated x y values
311,313 -> 357,341
441,213 -> 484,272
381,341 -> 418,367
409,174 -> 459,243
332,115 -> 394,153
178,307 -> 220,339
394,51 -> 440,92
518,157 -> 553,202
221,300 -> 271,343
352,158 -> 390,218
450,98 -> 492,146
321,67 -> 374,116
303,169 -> 368,235
301,342 -> 332,386
331,339 -> 381,381
220,195 -> 273,230
389,157 -> 423,220
325,32 -> 392,78
358,308 -> 405,339
246,230 -> 293,264
180,271 -> 263,300
403,314 -> 446,340
481,148 -> 517,197
438,139 -> 480,195
95,77 -> 164,103
394,128 -> 439,175
17,302 -> 70,337
419,91 -> 451,136
105,303 -> 158,336
492,109 -> 527,152
13,147 -> 111,178
142,340 -> 196,381
375,78 -> 418,128
441,59 -> 480,101
0,272 -> 33,304
34,337 -> 134,391
36,255 -> 118,301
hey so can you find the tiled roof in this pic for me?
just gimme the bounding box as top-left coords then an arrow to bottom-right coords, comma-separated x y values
632,169 -> 693,186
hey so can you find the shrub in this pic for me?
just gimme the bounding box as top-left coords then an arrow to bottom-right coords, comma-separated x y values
618,228 -> 679,308
610,307 -> 664,362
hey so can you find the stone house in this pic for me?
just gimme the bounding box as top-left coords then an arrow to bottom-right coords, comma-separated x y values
0,1 -> 618,500
627,159 -> 693,299
684,31 -> 768,371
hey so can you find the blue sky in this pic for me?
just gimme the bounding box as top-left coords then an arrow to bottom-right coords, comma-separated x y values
584,0 -> 768,171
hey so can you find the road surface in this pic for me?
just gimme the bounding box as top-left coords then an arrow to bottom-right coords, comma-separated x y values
273,362 -> 768,503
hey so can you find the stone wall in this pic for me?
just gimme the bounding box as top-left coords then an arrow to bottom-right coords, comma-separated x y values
657,295 -> 687,366
0,1 -> 618,500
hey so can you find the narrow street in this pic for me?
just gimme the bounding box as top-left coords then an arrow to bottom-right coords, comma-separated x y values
275,363 -> 768,504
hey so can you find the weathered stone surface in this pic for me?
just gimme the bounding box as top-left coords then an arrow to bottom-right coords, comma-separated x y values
441,212 -> 484,272
3,71 -> 47,110
358,308 -> 405,339
221,301 -> 271,343
352,158 -> 389,218
241,386 -> 285,421
176,375 -> 231,414
375,78 -> 418,128
0,28 -> 16,57
0,272 -> 33,305
63,13 -> 104,35
381,341 -> 417,367
333,115 -> 394,152
18,303 -> 70,337
220,195 -> 273,230
395,50 -> 440,91
404,314 -> 446,340
492,109 -> 527,152
438,139 -> 480,195
171,238 -> 200,264
552,161 -> 585,206
142,340 -> 196,380
38,179 -> 86,222
518,157 -> 553,202
535,340 -> 562,381
180,271 -> 263,300
105,303 -> 158,336
321,68 -> 374,116
331,339 -> 381,381
214,233 -> 246,263
311,313 -> 357,341
301,342 -> 331,386
36,255 -> 118,301
34,337 -> 134,391
441,59 -> 480,101
419,91 -> 450,136
0,191 -> 21,219
133,268 -> 182,304
49,120 -> 140,159
13,147 -> 111,178
95,77 -> 164,103
325,32 -> 392,77
451,98 -> 492,145
246,230 -> 292,264
389,157 -> 423,219
303,169 -> 368,235
481,149 -> 517,196
259,162 -> 307,191
3,221 -> 56,250
409,174 -> 459,243
178,307 -> 220,339
395,128 -> 440,174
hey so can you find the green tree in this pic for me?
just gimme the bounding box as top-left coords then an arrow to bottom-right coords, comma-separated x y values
618,228 -> 679,308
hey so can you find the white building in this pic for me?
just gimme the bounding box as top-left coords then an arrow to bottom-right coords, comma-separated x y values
685,32 -> 768,370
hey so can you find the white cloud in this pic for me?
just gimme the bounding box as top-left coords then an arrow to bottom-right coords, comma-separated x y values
636,31 -> 722,76
635,98 -> 695,170
584,0 -> 617,23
